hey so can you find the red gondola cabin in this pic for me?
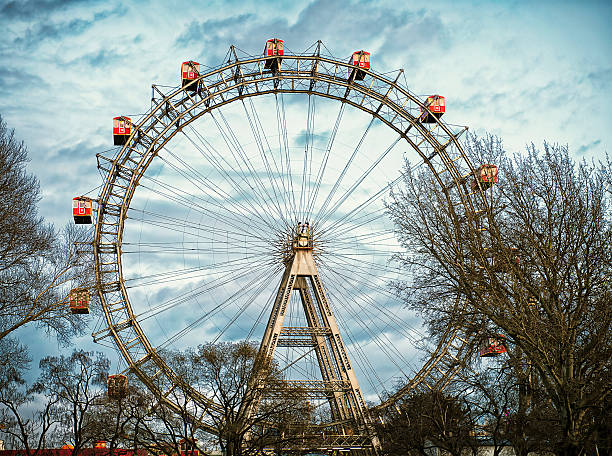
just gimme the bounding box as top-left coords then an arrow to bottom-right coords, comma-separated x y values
73,196 -> 93,224
181,61 -> 201,91
178,439 -> 199,456
69,288 -> 90,314
349,51 -> 370,81
107,374 -> 127,399
264,39 -> 284,72
471,164 -> 498,190
479,335 -> 507,357
419,95 -> 445,123
113,116 -> 131,146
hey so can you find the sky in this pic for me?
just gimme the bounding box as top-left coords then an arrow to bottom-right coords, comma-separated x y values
1,0 -> 611,403
0,0 -> 609,228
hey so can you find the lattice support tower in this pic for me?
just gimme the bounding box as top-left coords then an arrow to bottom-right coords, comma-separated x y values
255,223 -> 380,454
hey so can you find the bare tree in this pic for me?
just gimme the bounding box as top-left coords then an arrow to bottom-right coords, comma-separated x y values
176,341 -> 311,456
125,383 -> 209,455
386,134 -> 612,456
0,379 -> 59,453
0,115 -> 94,452
35,350 -> 109,451
84,343 -> 312,456
84,382 -> 183,455
376,388 -> 477,456
463,359 -> 556,456
0,115 -> 91,347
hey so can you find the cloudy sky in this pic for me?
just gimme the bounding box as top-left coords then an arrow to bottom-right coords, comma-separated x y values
1,0 -> 610,400
1,0 -> 609,228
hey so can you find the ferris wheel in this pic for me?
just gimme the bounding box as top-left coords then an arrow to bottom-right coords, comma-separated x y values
84,40 -> 491,452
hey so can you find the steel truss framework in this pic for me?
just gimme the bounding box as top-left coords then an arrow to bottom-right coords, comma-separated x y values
256,226 -> 378,451
93,42 -> 490,452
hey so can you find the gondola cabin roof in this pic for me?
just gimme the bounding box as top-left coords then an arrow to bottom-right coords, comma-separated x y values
264,38 -> 284,56
476,164 -> 498,182
419,95 -> 445,123
426,95 -> 445,113
113,116 -> 131,131
471,164 -> 498,190
113,116 -> 131,146
178,439 -> 198,456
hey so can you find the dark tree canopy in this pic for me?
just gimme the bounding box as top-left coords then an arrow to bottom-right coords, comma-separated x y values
376,389 -> 477,456
387,135 -> 611,456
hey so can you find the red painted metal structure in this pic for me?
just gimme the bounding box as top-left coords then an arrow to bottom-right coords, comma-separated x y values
69,288 -> 90,314
263,39 -> 284,71
471,164 -> 498,190
178,440 -> 198,456
479,335 -> 507,357
0,449 -> 147,456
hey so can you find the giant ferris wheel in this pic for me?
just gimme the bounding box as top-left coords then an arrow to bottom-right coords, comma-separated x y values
87,40 -> 490,453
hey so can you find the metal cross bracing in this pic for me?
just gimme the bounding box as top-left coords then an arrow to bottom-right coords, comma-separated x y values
92,41 -> 490,452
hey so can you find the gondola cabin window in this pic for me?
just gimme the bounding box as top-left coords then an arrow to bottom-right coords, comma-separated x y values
479,336 -> 507,357
107,374 -> 128,399
181,61 -> 200,90
264,39 -> 284,71
348,51 -> 370,81
69,288 -> 90,314
471,164 -> 498,191
113,116 -> 131,146
72,196 -> 92,224
419,95 -> 445,123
